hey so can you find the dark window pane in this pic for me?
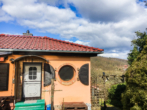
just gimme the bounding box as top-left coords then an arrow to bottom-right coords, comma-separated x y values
33,76 -> 36,79
0,63 -> 9,91
0,64 -> 8,74
29,76 -> 32,79
29,72 -> 32,75
29,67 -> 32,71
59,66 -> 74,81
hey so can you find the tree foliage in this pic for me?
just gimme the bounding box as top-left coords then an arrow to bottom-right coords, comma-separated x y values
128,45 -> 139,65
128,31 -> 147,65
122,43 -> 147,109
107,83 -> 126,108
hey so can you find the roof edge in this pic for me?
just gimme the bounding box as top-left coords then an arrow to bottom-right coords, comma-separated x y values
0,49 -> 103,54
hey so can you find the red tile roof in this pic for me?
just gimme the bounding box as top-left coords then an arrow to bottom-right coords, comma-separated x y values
0,34 -> 103,53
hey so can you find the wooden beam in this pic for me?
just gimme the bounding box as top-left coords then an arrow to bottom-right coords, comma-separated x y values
50,79 -> 62,110
51,79 -> 54,110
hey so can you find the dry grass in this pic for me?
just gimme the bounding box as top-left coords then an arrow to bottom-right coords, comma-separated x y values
91,56 -> 128,100
91,56 -> 128,77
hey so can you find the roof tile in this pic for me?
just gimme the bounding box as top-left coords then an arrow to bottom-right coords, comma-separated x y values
0,34 -> 104,53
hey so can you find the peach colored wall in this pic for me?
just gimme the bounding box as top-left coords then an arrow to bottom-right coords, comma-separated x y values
0,54 -> 91,107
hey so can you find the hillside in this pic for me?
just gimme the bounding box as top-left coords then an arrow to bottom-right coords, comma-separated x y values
91,56 -> 128,90
91,56 -> 128,77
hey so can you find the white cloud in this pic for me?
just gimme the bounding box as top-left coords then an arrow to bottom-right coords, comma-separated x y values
0,0 -> 147,59
2,0 -> 75,21
38,0 -> 59,5
37,0 -> 68,7
68,0 -> 143,22
74,40 -> 90,46
0,8 -> 13,22
65,40 -> 90,46
99,51 -> 129,60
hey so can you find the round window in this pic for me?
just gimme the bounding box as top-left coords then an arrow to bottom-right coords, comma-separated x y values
59,65 -> 74,81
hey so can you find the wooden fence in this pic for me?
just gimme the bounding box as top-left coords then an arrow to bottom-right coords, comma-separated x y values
91,74 -> 125,110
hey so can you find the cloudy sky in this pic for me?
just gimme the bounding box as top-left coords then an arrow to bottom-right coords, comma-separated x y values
0,0 -> 147,59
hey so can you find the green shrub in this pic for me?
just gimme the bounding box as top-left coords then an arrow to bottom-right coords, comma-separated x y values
107,83 -> 126,108
122,43 -> 147,110
130,104 -> 142,110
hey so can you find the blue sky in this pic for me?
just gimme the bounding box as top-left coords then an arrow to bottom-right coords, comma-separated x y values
0,0 -> 147,59
0,1 -> 84,41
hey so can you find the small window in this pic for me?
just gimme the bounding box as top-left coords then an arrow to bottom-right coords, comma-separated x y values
0,63 -> 9,91
59,65 -> 74,81
29,67 -> 37,80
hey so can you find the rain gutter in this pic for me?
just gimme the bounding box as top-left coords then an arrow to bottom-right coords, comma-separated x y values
0,49 -> 103,54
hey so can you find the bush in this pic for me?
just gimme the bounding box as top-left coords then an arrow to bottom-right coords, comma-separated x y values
107,83 -> 126,108
122,43 -> 147,110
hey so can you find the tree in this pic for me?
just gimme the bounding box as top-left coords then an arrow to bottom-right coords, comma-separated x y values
128,45 -> 139,65
122,42 -> 147,109
128,31 -> 147,65
107,83 -> 126,108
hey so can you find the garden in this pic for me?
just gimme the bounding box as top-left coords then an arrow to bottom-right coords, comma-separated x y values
91,30 -> 147,110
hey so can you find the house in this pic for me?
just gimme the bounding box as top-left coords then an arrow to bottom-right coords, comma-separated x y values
0,32 -> 103,110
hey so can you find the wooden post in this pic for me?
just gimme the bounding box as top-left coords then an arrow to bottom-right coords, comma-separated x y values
62,98 -> 64,110
50,79 -> 62,110
51,79 -> 54,110
103,73 -> 107,110
101,95 -> 102,107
